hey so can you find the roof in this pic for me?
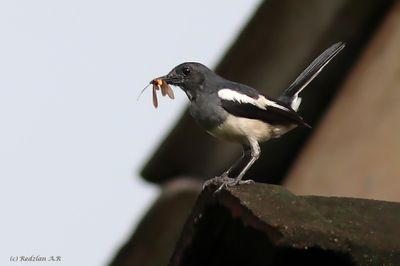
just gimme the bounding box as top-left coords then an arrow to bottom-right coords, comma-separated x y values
169,183 -> 400,266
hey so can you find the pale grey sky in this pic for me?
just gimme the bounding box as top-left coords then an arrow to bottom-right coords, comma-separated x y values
0,1 -> 260,265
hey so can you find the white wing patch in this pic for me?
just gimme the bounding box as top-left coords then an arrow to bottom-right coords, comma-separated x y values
218,89 -> 262,106
264,97 -> 290,111
218,89 -> 289,111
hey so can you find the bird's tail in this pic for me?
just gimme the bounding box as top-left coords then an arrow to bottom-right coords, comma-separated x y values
278,42 -> 345,111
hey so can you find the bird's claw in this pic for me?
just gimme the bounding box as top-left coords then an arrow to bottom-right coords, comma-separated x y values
215,178 -> 255,192
238,179 -> 255,185
202,175 -> 230,189
203,175 -> 255,192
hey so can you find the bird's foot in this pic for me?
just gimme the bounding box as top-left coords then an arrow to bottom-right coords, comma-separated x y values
215,178 -> 255,192
202,174 -> 231,189
238,179 -> 255,185
203,175 -> 255,192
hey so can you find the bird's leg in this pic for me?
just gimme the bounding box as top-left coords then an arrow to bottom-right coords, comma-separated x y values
233,139 -> 260,184
203,146 -> 251,189
220,145 -> 251,178
215,140 -> 260,192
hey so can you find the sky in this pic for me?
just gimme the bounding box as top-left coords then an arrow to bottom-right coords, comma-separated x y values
0,1 -> 260,265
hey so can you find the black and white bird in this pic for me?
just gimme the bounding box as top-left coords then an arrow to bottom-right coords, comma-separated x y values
156,42 -> 345,189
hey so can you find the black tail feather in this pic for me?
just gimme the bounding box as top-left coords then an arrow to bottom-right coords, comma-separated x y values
279,42 -> 345,106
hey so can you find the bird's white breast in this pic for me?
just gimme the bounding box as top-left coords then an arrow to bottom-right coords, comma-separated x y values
208,115 -> 292,144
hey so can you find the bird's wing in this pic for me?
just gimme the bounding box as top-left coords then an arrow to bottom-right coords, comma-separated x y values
218,88 -> 310,128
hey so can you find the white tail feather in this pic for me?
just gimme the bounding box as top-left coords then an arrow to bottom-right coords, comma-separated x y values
291,96 -> 302,111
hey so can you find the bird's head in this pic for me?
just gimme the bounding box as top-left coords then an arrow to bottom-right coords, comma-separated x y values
157,62 -> 215,100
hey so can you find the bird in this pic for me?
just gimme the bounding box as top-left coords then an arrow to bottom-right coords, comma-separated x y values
154,42 -> 345,189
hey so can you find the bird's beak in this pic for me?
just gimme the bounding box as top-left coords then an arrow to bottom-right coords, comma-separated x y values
156,72 -> 182,86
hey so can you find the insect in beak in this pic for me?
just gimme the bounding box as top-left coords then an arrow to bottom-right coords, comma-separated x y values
137,78 -> 175,108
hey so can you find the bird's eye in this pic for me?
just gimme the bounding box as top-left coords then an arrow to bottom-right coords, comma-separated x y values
182,67 -> 191,76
